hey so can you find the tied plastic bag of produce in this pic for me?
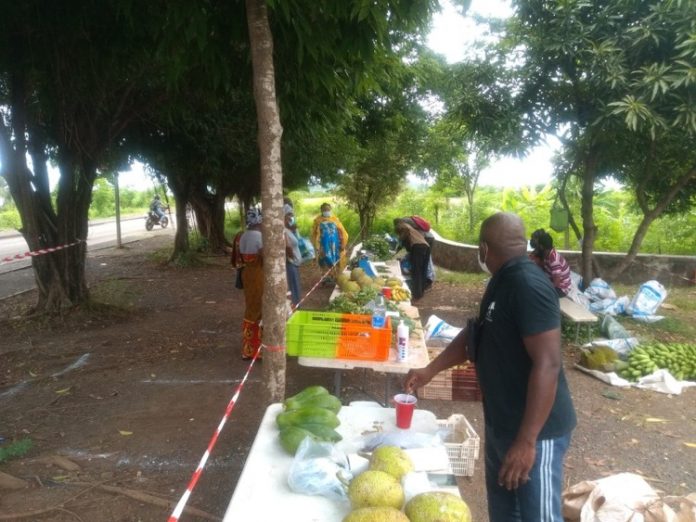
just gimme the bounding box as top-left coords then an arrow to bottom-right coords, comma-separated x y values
627,280 -> 667,318
287,437 -> 352,501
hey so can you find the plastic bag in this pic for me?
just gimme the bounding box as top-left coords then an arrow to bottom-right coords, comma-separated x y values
361,430 -> 444,452
601,315 -> 630,339
287,437 -> 351,501
297,236 -> 315,264
584,278 -> 616,301
424,315 -> 463,342
627,280 -> 667,317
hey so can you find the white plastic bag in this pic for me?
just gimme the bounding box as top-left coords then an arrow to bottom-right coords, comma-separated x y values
628,280 -> 667,317
424,315 -> 463,342
584,278 -> 616,301
287,437 -> 351,501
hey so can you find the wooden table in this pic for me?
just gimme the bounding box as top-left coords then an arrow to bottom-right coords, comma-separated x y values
298,304 -> 429,405
222,404 -> 443,522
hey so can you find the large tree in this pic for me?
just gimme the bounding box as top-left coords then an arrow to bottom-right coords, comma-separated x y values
0,1 -> 159,313
505,0 -> 696,283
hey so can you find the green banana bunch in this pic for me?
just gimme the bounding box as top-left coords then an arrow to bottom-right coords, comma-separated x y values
619,343 -> 696,382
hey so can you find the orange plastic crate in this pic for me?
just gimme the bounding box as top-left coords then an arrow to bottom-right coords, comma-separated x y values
336,315 -> 391,361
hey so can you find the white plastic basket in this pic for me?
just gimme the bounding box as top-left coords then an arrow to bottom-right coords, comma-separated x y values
436,414 -> 480,477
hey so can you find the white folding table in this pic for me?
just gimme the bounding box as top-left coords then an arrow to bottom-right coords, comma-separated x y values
223,403 -> 441,522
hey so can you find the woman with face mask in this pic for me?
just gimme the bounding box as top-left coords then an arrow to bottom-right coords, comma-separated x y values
239,207 -> 264,360
284,207 -> 302,306
311,202 -> 349,285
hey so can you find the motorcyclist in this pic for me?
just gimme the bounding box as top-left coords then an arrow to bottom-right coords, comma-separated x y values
150,194 -> 167,222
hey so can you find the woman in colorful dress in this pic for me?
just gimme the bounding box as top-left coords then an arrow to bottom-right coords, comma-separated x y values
239,208 -> 264,360
311,202 -> 349,285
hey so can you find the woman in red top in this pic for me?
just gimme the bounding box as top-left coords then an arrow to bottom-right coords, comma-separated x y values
529,229 -> 571,297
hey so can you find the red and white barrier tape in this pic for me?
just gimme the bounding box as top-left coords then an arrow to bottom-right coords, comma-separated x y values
0,239 -> 82,265
167,348 -> 260,522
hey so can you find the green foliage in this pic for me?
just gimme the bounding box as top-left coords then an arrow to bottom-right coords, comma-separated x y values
0,438 -> 32,463
0,210 -> 22,231
362,235 -> 392,261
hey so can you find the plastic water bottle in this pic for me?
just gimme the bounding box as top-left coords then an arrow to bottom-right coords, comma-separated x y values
372,296 -> 386,329
397,320 -> 409,362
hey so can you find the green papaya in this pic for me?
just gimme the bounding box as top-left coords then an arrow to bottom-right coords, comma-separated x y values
283,386 -> 330,408
285,394 -> 342,414
300,423 -> 343,442
279,426 -> 317,455
276,407 -> 340,429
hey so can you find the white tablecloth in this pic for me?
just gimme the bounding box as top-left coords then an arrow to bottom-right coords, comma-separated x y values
223,403 -> 440,522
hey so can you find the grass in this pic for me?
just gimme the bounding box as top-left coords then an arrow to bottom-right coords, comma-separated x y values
0,438 -> 33,463
435,267 -> 488,286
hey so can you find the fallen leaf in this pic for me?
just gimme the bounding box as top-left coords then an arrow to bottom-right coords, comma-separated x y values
660,303 -> 677,310
602,390 -> 622,401
55,387 -> 72,395
51,475 -> 70,482
683,442 -> 696,448
118,430 -> 133,436
29,370 -> 37,377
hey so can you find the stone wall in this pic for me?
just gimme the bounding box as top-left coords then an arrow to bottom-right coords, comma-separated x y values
431,232 -> 696,288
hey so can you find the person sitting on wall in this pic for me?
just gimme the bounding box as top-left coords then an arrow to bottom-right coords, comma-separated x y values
529,228 -> 571,297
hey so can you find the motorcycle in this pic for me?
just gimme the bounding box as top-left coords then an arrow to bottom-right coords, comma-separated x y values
145,207 -> 170,231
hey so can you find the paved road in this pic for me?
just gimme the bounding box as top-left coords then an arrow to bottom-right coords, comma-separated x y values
0,216 -> 175,299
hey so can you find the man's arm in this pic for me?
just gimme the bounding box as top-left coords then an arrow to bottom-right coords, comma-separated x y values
404,326 -> 469,393
498,327 -> 561,490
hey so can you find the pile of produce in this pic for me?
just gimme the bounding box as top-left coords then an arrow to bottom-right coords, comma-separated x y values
618,343 -> 696,382
335,268 -> 411,303
276,386 -> 342,455
362,235 -> 393,261
342,446 -> 471,522
579,346 -> 622,372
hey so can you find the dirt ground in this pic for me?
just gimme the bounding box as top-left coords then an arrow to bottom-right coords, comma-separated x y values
0,235 -> 694,521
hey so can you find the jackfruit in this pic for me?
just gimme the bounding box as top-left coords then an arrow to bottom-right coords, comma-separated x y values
369,446 -> 413,480
351,268 -> 365,281
348,470 -> 404,510
342,507 -> 409,522
405,492 -> 471,522
579,346 -> 619,372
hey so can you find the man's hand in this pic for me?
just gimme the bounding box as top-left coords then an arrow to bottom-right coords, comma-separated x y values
498,438 -> 536,490
403,368 -> 435,394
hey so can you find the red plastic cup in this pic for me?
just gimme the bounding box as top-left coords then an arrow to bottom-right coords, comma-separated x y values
394,393 -> 417,429
382,287 -> 393,299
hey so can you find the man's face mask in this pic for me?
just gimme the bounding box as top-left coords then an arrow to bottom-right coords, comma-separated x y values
322,210 -> 331,218
478,242 -> 491,275
287,216 -> 295,226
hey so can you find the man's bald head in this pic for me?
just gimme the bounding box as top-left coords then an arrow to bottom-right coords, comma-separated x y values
480,212 -> 528,260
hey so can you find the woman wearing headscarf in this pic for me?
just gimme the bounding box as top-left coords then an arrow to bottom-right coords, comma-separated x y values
394,220 -> 430,300
311,203 -> 349,284
529,228 -> 571,297
239,208 -> 264,360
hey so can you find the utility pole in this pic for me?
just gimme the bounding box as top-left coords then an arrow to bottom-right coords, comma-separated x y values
114,172 -> 123,248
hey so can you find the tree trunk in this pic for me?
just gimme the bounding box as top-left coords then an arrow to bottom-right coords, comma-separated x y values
246,0 -> 287,403
580,154 -> 598,286
559,172 -> 582,242
1,68 -> 92,314
167,172 -> 192,260
190,187 -> 229,253
465,189 -> 475,233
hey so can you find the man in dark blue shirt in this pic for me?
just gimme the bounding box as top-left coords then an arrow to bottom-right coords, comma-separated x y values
405,212 -> 576,522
